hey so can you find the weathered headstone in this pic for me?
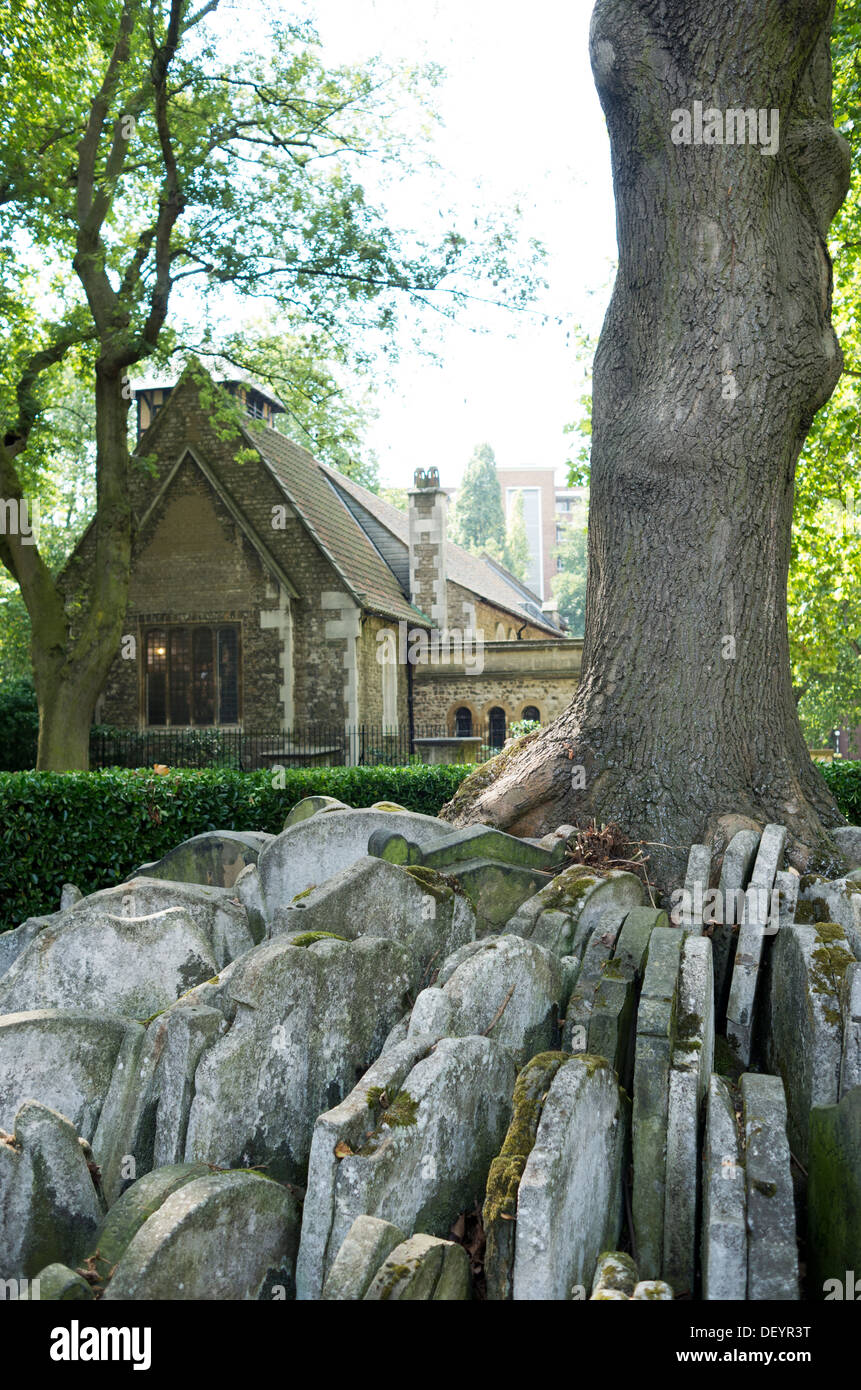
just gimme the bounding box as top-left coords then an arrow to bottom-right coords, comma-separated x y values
0,914 -> 60,979
701,1075 -> 746,1301
407,936 -> 563,1066
26,1263 -> 94,1301
800,874 -> 861,961
591,1250 -> 638,1298
91,1162 -> 212,1283
587,908 -> 667,1091
322,1215 -> 406,1301
0,1010 -> 144,1178
482,1051 -> 568,1301
184,934 -> 413,1183
504,865 -> 644,958
562,910 -> 627,1052
271,856 -> 475,991
513,1055 -> 629,1301
118,1005 -> 224,1193
125,831 -> 271,889
0,1100 -> 104,1280
840,962 -> 861,1096
765,922 -> 850,1163
677,843 -> 712,935
807,1087 -> 861,1298
832,824 -> 861,872
370,823 -> 565,874
63,878 -> 253,967
297,1034 -> 514,1299
60,884 -> 83,910
632,927 -> 682,1279
663,934 -> 714,1294
740,1072 -> 800,1300
726,824 -> 787,1066
258,807 -> 449,917
102,1170 -> 300,1300
283,795 -> 350,828
363,1234 -> 470,1300
713,827 -> 760,1020
0,906 -> 220,1019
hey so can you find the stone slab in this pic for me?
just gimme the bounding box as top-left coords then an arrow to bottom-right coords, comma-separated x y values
363,1234 -> 470,1300
184,934 -> 413,1184
807,1087 -> 861,1297
297,1034 -> 514,1299
102,1170 -> 300,1300
406,935 -> 563,1067
740,1072 -> 800,1301
513,1055 -> 629,1301
322,1215 -> 406,1300
258,808 -> 450,919
765,922 -> 848,1163
632,927 -> 682,1280
702,1075 -> 747,1301
0,1100 -> 104,1281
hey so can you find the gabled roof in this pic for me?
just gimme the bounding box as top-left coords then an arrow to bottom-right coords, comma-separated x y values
320,464 -> 566,637
247,425 -> 431,628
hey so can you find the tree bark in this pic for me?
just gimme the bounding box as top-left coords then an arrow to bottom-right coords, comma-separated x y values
442,0 -> 852,889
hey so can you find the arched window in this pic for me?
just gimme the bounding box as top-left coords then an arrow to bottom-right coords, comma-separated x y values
522,705 -> 540,723
455,706 -> 473,737
495,622 -> 506,640
488,707 -> 507,748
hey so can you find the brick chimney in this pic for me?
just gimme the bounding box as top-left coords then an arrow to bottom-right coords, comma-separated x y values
408,467 -> 447,629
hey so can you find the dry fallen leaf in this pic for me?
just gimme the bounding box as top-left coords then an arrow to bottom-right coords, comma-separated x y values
334,1140 -> 354,1159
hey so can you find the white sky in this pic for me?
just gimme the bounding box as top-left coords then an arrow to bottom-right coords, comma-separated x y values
300,0 -> 617,488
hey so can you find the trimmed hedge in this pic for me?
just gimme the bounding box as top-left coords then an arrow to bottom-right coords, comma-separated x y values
0,678 -> 39,771
0,764 -> 471,932
821,759 -> 861,825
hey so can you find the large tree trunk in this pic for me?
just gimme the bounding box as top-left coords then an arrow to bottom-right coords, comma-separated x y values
30,365 -> 132,771
443,0 -> 851,890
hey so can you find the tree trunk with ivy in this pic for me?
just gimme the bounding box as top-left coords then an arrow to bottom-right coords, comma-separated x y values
442,0 -> 852,889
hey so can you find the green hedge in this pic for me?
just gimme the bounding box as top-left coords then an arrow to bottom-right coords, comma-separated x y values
821,759 -> 861,825
0,764 -> 471,932
0,678 -> 39,771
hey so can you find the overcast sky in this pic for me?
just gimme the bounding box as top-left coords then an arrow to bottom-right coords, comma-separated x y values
238,1 -> 618,487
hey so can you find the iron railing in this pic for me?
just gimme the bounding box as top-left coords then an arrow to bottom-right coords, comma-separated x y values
88,721 -> 510,770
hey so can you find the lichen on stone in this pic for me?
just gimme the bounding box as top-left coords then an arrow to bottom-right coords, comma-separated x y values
290,931 -> 347,948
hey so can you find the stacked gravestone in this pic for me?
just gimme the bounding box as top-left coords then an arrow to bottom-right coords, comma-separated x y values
807,1087 -> 861,1299
404,935 -> 564,1066
726,824 -> 787,1066
582,907 -> 666,1092
631,927 -> 683,1279
269,856 -> 476,993
663,934 -> 714,1294
712,828 -> 760,1023
296,1034 -> 515,1299
182,934 -> 414,1183
765,920 -> 852,1163
740,1073 -> 800,1300
841,963 -> 861,1094
0,1100 -> 104,1280
483,1051 -> 568,1300
701,1075 -> 747,1300
369,823 -> 566,935
503,865 -> 645,958
512,1055 -> 629,1300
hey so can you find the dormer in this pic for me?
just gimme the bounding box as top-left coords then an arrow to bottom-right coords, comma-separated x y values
133,370 -> 286,441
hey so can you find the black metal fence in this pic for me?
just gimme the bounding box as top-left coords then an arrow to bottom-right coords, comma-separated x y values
88,722 -> 512,770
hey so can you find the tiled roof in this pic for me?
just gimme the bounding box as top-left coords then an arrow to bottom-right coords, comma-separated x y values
319,464 -> 565,636
248,425 -> 430,627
